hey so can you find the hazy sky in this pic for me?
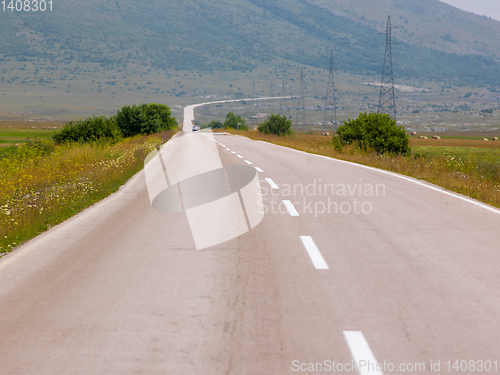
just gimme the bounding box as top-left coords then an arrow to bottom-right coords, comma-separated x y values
439,0 -> 500,21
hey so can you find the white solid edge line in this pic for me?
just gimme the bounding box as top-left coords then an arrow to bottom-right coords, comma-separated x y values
300,236 -> 329,270
255,167 -> 264,172
255,140 -> 500,216
283,200 -> 299,216
343,331 -> 383,375
237,155 -> 243,158
244,160 -> 253,164
265,178 -> 279,189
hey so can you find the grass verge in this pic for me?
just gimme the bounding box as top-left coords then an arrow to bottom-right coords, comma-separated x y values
223,129 -> 500,210
0,131 -> 174,255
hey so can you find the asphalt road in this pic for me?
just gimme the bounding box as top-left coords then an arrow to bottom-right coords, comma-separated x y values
0,119 -> 499,374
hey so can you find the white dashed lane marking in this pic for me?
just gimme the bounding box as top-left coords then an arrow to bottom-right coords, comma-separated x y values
265,178 -> 279,189
255,167 -> 264,172
244,160 -> 252,165
300,236 -> 329,270
343,331 -> 383,375
282,200 -> 299,216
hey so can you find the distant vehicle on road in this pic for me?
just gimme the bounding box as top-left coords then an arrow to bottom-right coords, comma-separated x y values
192,125 -> 199,132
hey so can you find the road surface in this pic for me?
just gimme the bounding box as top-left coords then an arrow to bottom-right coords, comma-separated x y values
0,108 -> 499,374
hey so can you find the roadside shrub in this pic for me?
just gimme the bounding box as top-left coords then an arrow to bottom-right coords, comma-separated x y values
53,116 -> 122,144
115,103 -> 177,137
330,134 -> 343,151
224,112 -> 248,130
336,112 -> 410,155
258,113 -> 293,136
208,120 -> 223,129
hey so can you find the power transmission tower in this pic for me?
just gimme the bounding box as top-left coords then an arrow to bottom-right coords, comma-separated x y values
252,78 -> 256,97
323,50 -> 337,134
269,78 -> 275,114
378,16 -> 397,120
280,76 -> 288,117
295,68 -> 306,131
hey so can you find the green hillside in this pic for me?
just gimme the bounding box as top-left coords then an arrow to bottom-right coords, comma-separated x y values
1,0 -> 500,86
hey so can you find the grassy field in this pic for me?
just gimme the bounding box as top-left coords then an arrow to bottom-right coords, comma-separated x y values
410,131 -> 500,142
221,129 -> 500,209
0,130 -> 174,255
413,146 -> 500,163
0,125 -> 59,147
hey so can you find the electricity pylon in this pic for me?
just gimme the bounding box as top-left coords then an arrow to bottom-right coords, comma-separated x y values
280,76 -> 288,117
268,78 -> 275,114
323,50 -> 337,134
378,15 -> 397,121
295,68 -> 306,131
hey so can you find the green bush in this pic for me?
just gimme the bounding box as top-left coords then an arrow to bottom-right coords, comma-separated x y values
115,103 -> 177,137
224,112 -> 247,130
53,116 -> 122,144
207,120 -> 223,129
335,112 -> 410,155
258,113 -> 293,136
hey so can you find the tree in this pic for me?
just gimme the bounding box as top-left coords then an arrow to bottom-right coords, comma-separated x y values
139,103 -> 177,132
224,112 -> 247,130
258,113 -> 293,136
114,105 -> 142,137
335,112 -> 410,154
115,103 -> 177,137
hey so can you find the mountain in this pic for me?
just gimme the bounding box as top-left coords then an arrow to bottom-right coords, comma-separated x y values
1,0 -> 500,94
308,0 -> 500,57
